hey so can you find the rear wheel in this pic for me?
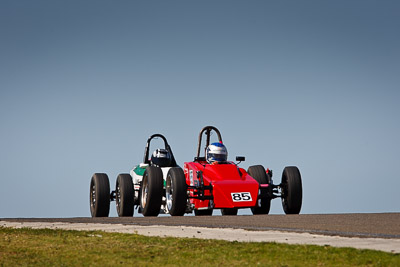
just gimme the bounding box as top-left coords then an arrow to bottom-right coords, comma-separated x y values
90,173 -> 110,217
281,166 -> 302,214
194,209 -> 213,216
166,168 -> 187,216
140,166 -> 163,217
221,208 -> 238,216
248,165 -> 271,215
116,174 -> 134,217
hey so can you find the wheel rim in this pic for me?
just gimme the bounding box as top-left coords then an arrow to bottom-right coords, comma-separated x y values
116,183 -> 121,213
281,176 -> 288,209
141,175 -> 148,208
90,181 -> 96,209
166,175 -> 173,212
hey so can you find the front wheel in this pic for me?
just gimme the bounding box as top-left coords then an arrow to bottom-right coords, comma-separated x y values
281,166 -> 302,214
166,168 -> 187,216
140,166 -> 163,217
116,174 -> 134,217
90,173 -> 110,217
248,165 -> 271,215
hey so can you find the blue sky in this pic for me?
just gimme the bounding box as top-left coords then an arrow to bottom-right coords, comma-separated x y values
1,1 -> 399,217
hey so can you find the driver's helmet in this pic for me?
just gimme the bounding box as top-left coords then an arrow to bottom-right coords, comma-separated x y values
151,148 -> 172,167
206,142 -> 228,164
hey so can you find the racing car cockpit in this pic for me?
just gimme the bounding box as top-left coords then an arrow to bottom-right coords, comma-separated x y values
143,134 -> 178,168
194,126 -> 245,164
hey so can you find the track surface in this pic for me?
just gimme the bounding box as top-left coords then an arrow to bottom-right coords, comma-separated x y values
2,213 -> 399,239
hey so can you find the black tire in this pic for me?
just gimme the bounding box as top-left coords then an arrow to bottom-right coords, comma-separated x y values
166,167 -> 187,216
248,165 -> 271,215
281,166 -> 302,214
140,166 -> 163,217
194,209 -> 213,216
221,208 -> 238,216
116,174 -> 134,217
90,173 -> 110,217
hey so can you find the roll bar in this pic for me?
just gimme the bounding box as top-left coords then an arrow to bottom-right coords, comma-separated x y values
196,126 -> 223,158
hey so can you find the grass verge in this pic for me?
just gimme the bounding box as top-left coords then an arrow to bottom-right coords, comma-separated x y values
1,227 -> 399,266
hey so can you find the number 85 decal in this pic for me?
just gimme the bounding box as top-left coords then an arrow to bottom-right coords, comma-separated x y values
231,192 -> 252,202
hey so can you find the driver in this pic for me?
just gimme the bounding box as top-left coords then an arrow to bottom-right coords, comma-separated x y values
151,148 -> 172,167
206,142 -> 228,164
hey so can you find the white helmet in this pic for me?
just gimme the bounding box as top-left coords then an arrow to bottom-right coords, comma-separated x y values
206,142 -> 228,163
151,148 -> 171,167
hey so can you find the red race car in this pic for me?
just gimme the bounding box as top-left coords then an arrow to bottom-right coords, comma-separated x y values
183,126 -> 302,216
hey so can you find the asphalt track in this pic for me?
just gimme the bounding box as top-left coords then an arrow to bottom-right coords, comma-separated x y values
2,213 -> 399,253
2,213 -> 399,238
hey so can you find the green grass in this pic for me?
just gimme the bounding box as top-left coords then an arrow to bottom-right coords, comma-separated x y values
0,227 -> 399,266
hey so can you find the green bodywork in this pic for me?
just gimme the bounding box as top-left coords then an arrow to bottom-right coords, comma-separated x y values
133,165 -> 146,176
133,165 -> 167,187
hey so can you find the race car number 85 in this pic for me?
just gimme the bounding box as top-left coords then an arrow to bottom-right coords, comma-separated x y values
231,192 -> 252,202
